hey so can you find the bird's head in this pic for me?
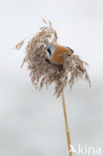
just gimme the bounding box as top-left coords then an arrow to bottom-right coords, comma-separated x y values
44,43 -> 74,64
44,43 -> 55,60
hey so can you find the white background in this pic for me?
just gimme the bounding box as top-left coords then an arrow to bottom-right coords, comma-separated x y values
0,0 -> 103,155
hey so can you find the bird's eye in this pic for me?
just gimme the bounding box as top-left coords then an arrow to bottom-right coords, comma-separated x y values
47,48 -> 51,56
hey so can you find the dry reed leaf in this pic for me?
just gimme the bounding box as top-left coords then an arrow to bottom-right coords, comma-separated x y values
15,19 -> 91,97
15,40 -> 24,50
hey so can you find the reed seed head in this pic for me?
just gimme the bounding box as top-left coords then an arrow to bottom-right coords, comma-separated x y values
15,19 -> 91,97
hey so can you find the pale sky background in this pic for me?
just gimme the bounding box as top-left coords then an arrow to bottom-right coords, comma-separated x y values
0,0 -> 103,156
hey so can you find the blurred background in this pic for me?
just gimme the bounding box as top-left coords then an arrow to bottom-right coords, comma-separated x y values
0,0 -> 103,155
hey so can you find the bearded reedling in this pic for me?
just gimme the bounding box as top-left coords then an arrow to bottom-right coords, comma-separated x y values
44,43 -> 74,64
15,19 -> 91,156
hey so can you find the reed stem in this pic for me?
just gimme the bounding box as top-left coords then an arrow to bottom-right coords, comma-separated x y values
62,91 -> 72,156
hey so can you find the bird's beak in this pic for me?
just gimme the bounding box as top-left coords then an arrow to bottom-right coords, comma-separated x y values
44,49 -> 47,53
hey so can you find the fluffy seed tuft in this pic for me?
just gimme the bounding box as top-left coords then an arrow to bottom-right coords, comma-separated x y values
15,19 -> 91,97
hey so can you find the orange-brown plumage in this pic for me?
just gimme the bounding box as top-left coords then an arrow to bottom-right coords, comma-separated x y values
45,43 -> 74,64
52,44 -> 72,64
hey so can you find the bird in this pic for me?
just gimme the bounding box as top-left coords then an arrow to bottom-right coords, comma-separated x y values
44,43 -> 74,65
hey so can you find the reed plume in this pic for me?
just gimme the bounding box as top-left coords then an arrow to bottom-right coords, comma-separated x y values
15,19 -> 91,156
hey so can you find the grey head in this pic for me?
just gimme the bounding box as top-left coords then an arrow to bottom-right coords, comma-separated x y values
45,43 -> 55,60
